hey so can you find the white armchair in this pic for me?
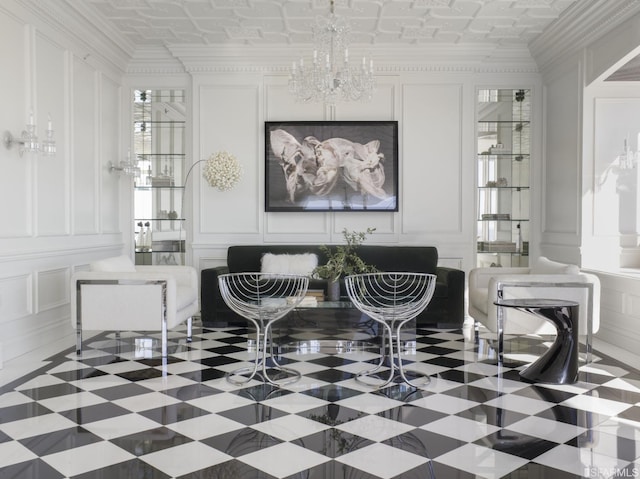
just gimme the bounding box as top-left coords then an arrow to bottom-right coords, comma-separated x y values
71,255 -> 199,357
468,257 -> 600,359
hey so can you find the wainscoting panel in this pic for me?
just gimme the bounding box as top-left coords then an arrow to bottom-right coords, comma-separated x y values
0,274 -> 32,324
36,267 -> 70,313
594,271 -> 640,356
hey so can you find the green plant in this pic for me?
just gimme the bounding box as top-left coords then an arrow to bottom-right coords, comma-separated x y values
313,228 -> 377,283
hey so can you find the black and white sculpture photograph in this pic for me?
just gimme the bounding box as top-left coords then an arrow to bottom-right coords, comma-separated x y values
265,121 -> 398,212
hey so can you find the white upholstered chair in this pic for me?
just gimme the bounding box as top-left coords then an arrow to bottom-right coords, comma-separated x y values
71,255 -> 199,358
468,256 -> 600,361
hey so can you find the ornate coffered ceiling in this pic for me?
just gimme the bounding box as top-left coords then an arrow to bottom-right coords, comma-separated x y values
66,0 -> 578,50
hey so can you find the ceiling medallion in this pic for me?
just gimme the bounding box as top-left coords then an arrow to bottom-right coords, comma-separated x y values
288,0 -> 375,105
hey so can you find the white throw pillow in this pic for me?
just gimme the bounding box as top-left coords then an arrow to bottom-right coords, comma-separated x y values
530,256 -> 579,275
90,255 -> 137,272
261,253 -> 318,275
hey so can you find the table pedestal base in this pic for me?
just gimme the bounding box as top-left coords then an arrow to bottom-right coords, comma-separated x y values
496,299 -> 579,385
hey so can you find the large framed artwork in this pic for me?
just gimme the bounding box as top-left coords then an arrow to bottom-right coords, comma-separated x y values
265,121 -> 399,212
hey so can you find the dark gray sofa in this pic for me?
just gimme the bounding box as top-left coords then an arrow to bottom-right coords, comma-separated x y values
200,244 -> 465,328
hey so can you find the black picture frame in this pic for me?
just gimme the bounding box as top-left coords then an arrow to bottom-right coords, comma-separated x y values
265,121 -> 399,212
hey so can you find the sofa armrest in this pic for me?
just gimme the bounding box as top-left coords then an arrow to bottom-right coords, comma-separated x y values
201,266 -> 230,323
469,267 -> 531,291
71,271 -> 179,330
136,265 -> 197,290
487,273 -> 599,333
433,266 -> 465,325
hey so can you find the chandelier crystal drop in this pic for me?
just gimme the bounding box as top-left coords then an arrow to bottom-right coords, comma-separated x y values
288,0 -> 375,105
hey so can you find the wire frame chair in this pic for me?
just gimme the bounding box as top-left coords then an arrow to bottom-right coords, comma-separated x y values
345,272 -> 437,388
218,272 -> 309,386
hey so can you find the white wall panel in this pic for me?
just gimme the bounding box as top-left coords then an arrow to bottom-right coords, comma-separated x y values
72,57 -> 98,234
595,271 -> 640,356
336,82 -> 396,121
402,83 -> 463,235
37,267 -> 70,312
593,98 -> 640,237
543,66 -> 580,236
199,84 -> 260,234
0,274 -> 32,323
264,80 -> 325,121
0,12 -> 30,238
100,75 -> 121,233
35,33 -> 68,236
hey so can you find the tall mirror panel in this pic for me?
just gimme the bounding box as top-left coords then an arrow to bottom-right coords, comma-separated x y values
476,89 -> 530,268
133,89 -> 186,265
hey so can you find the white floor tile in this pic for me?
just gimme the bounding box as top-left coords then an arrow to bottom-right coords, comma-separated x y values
507,415 -> 587,443
167,413 -> 245,440
251,414 -> 329,441
0,441 -> 38,467
262,391 -> 328,413
0,413 -> 78,441
336,392 -> 403,414
423,415 -> 501,442
141,441 -> 232,477
409,393 -> 480,414
82,413 -> 163,440
533,444 -> 629,477
335,414 -> 415,442
42,441 -> 134,477
38,391 -> 108,412
337,442 -> 429,479
435,443 -> 529,478
239,442 -> 329,478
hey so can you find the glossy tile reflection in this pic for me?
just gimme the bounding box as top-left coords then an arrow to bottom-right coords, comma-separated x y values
1,324 -> 640,478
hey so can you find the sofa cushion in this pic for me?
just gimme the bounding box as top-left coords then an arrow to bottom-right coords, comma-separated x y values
530,256 -> 579,275
227,245 -> 325,273
357,246 -> 438,274
261,253 -> 318,275
90,255 -> 136,272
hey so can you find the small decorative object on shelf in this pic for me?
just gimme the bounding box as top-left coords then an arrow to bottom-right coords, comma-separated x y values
313,228 -> 377,301
202,150 -> 243,191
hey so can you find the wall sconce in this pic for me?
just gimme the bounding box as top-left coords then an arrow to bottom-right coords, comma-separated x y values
109,150 -> 139,176
3,111 -> 56,157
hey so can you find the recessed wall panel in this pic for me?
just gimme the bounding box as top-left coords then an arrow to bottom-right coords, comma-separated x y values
593,98 -> 640,237
36,33 -> 68,236
37,267 -> 70,312
199,84 -> 259,234
0,274 -> 32,323
0,13 -> 30,237
72,57 -> 98,234
544,68 -> 580,235
100,76 -> 121,233
402,83 -> 463,234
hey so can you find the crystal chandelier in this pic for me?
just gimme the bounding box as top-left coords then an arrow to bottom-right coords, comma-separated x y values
288,0 -> 375,105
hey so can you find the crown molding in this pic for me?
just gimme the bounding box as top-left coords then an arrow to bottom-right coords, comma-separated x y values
530,0 -> 640,74
13,0 -> 132,74
162,43 -> 538,74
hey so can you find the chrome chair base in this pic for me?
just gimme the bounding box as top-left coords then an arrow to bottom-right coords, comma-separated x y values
346,273 -> 437,389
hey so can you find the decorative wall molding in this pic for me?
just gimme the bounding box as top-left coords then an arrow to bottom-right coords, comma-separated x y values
530,0 -> 640,74
0,274 -> 32,323
13,0 -> 130,75
36,267 -> 70,313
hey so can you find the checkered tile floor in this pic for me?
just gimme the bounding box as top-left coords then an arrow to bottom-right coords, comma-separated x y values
1,321 -> 640,479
